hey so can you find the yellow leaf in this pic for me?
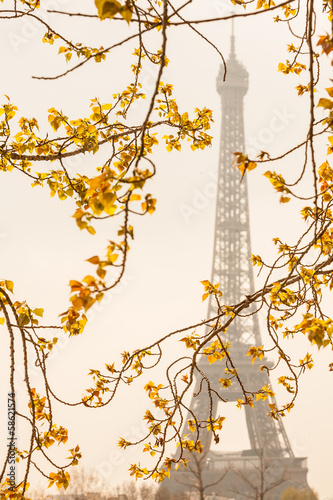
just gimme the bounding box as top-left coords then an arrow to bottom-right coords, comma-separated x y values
69,280 -> 82,291
248,161 -> 257,171
5,280 -> 14,293
87,226 -> 96,235
95,0 -> 121,20
32,308 -> 44,317
109,253 -> 118,263
130,194 -> 141,201
280,195 -> 290,203
317,98 -> 333,109
120,5 -> 133,24
256,393 -> 267,401
100,192 -> 117,215
86,256 -> 100,265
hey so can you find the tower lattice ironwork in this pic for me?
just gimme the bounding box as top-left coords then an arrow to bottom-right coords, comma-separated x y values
197,34 -> 294,459
159,36 -> 310,500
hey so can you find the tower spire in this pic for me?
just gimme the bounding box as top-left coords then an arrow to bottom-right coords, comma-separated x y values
230,17 -> 235,59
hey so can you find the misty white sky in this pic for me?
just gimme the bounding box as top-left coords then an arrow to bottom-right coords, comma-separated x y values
0,0 -> 332,499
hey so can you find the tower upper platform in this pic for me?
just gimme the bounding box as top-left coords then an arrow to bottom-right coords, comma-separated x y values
217,35 -> 249,96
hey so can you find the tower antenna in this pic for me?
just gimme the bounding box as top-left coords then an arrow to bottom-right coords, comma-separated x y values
230,15 -> 235,58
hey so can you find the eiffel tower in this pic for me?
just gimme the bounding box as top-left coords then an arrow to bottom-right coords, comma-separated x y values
158,34 -> 310,500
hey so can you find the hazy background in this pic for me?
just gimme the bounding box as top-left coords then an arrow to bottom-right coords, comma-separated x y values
0,0 -> 332,498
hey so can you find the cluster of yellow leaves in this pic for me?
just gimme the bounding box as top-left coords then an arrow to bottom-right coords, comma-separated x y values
315,226 -> 333,256
299,352 -> 314,370
40,425 -> 68,448
42,31 -> 59,45
219,377 -> 232,388
83,368 -> 113,406
206,416 -> 226,432
272,237 -> 291,255
37,336 -> 58,352
60,44 -> 107,64
162,107 -> 213,151
233,152 -> 257,180
269,314 -> 283,332
236,396 -> 254,409
256,0 -> 275,9
156,85 -> 213,152
0,280 -> 14,326
255,384 -> 275,401
0,289 -> 45,329
250,254 -> 263,267
200,280 -> 222,302
43,29 -> 108,64
293,314 -> 333,348
129,463 -> 151,480
130,349 -> 152,375
180,333 -> 201,350
274,3 -> 297,21
317,33 -> 333,56
295,83 -> 312,96
128,456 -> 187,483
69,275 -> 104,312
318,96 -> 333,114
0,99 -> 18,121
47,471 -> 70,490
222,305 -> 235,318
0,75 -> 215,340
144,381 -> 164,400
267,401 -> 294,420
66,445 -> 82,466
0,479 -> 31,500
28,388 -> 50,422
59,308 -> 87,336
246,345 -> 264,365
14,0 -> 40,7
203,339 -> 229,364
278,376 -> 295,394
270,282 -> 297,307
23,387 -> 81,484
278,61 -> 307,75
95,0 -> 133,23
119,377 -> 194,482
177,437 -> 203,453
264,171 -> 291,203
